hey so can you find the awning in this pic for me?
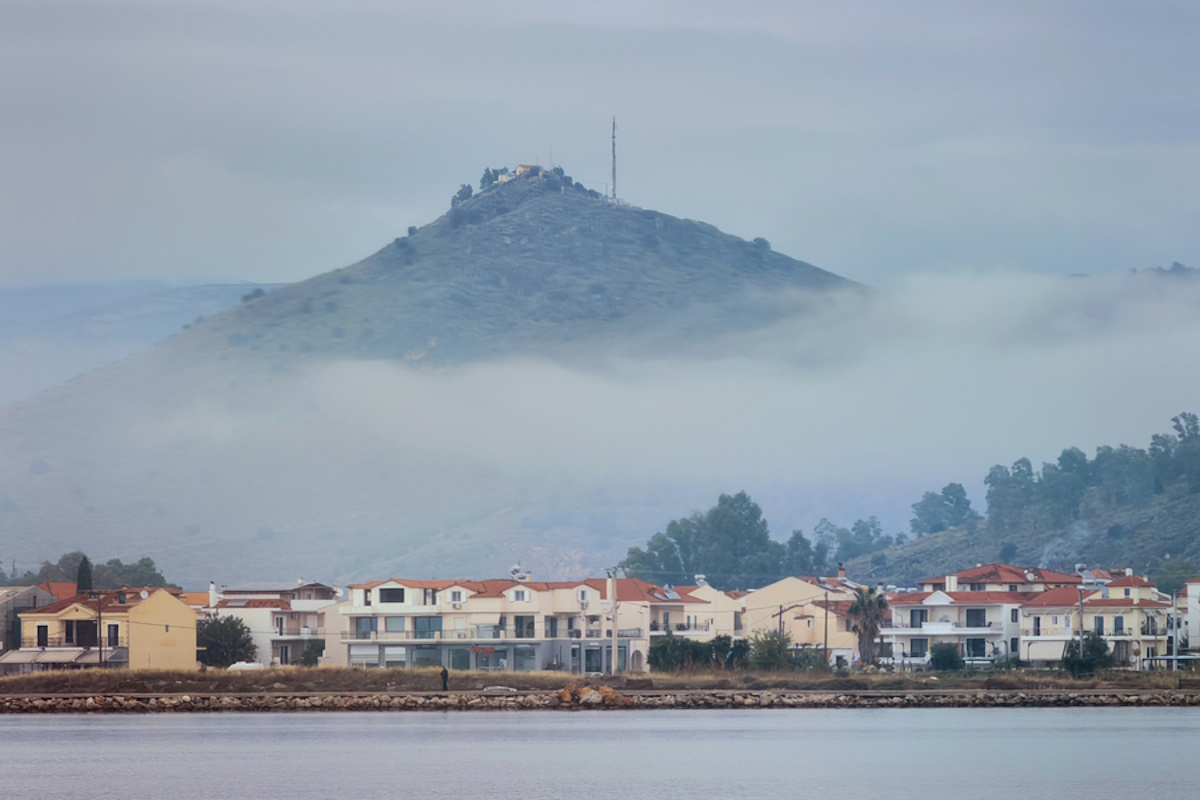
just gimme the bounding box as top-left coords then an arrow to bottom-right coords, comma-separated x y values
74,647 -> 128,665
34,649 -> 87,664
0,649 -> 42,664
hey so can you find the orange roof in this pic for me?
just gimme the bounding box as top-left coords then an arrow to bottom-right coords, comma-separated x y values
1107,575 -> 1153,587
21,589 -> 156,617
1021,586 -> 1169,609
919,564 -> 1081,586
178,591 -> 211,607
217,598 -> 290,610
39,581 -> 77,601
891,591 -> 1028,606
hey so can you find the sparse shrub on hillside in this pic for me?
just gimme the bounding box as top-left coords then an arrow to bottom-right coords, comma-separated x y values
998,542 -> 1018,562
451,183 -> 473,207
752,237 -> 771,257
241,288 -> 265,303
407,225 -> 418,236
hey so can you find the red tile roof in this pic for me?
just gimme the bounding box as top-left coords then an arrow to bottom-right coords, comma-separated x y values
1106,575 -> 1153,587
919,564 -> 1082,586
217,598 -> 291,610
1021,586 -> 1168,609
890,591 -> 1027,606
38,581 -> 78,601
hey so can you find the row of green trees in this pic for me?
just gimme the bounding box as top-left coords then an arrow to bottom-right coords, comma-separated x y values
0,550 -> 171,589
621,492 -> 904,590
906,411 -> 1200,540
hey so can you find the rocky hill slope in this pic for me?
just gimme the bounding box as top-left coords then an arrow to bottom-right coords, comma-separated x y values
0,170 -> 854,585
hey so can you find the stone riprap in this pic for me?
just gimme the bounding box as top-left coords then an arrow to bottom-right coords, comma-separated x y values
2,688 -> 1200,713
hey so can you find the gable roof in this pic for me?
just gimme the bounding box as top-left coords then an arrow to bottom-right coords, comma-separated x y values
919,563 -> 1082,586
1106,575 -> 1153,587
39,581 -> 78,601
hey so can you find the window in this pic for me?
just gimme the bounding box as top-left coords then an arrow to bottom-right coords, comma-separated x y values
1093,616 -> 1105,635
969,583 -> 984,591
1123,588 -> 1131,598
355,617 -> 378,639
806,619 -> 813,629
37,625 -> 48,647
379,588 -> 405,603
1113,616 -> 1124,634
65,620 -> 76,645
413,617 -> 442,639
844,619 -> 853,632
384,617 -> 406,633
1033,616 -> 1041,636
512,589 -> 528,602
1051,616 -> 1058,625
910,638 -> 928,658
910,609 -> 927,629
107,624 -> 119,647
450,590 -> 463,603
364,590 -> 372,606
577,589 -> 588,603
1011,609 -> 1019,623
1010,637 -> 1019,655
965,608 -> 987,628
422,588 -> 438,605
1008,584 -> 1018,592
965,638 -> 986,658
545,617 -> 559,638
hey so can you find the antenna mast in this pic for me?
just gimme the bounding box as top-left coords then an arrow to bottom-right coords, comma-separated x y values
611,116 -> 617,201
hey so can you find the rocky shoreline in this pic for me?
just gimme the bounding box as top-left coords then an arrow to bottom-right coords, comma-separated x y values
3,687 -> 1200,713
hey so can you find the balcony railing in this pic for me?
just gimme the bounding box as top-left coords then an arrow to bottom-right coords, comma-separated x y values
23,637 -> 129,649
649,621 -> 711,634
342,625 -> 609,643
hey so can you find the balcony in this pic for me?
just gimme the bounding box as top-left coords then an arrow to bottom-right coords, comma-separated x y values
649,621 -> 711,635
23,636 -> 129,649
888,620 -> 999,635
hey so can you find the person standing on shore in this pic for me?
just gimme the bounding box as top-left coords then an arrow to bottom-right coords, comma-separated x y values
441,666 -> 449,692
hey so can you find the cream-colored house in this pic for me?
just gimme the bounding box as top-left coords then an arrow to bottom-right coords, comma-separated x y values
336,574 -> 728,674
884,590 -> 1024,666
0,588 -> 197,673
1021,576 -> 1171,669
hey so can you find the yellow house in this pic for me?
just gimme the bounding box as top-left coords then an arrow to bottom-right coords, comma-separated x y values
0,588 -> 197,674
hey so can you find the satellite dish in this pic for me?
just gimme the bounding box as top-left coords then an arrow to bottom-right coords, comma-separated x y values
139,590 -> 149,600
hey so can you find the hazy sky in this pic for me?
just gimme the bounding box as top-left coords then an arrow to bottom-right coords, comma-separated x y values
2,0 -> 1198,288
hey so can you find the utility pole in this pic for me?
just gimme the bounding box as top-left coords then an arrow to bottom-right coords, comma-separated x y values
823,590 -> 830,665
611,116 -> 617,201
607,567 -> 620,676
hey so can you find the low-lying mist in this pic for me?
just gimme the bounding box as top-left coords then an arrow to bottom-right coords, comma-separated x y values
5,268 -> 1199,584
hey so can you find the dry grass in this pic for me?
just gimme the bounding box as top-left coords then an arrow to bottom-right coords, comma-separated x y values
0,666 -> 1193,696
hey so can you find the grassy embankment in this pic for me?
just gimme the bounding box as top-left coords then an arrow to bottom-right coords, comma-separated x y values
1,667 -> 1197,696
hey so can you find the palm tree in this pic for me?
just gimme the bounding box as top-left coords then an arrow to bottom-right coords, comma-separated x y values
847,586 -> 888,666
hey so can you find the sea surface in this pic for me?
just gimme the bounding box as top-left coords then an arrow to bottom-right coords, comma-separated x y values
1,707 -> 1194,799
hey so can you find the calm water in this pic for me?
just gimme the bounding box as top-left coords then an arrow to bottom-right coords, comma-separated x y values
1,708 -> 1195,799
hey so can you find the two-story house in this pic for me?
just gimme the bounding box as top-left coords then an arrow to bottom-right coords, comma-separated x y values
1,585 -> 55,652
883,590 -> 1025,666
1021,576 -> 1171,669
0,588 -> 197,674
207,580 -> 339,666
336,574 -> 726,674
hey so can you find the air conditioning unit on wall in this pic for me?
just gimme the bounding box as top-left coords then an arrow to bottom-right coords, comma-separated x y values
580,600 -> 589,609
452,602 -> 462,609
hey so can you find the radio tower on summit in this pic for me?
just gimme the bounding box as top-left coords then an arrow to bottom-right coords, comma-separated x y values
611,116 -> 617,202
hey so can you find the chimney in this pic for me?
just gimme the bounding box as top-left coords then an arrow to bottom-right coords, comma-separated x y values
694,574 -> 708,587
1125,568 -> 1133,577
837,563 -> 846,580
209,581 -> 219,608
946,575 -> 959,592
297,577 -> 305,585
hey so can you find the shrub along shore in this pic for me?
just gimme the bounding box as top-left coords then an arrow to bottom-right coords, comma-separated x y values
2,668 -> 1200,713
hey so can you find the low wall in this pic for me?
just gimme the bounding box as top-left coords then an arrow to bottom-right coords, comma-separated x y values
3,688 -> 1200,713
